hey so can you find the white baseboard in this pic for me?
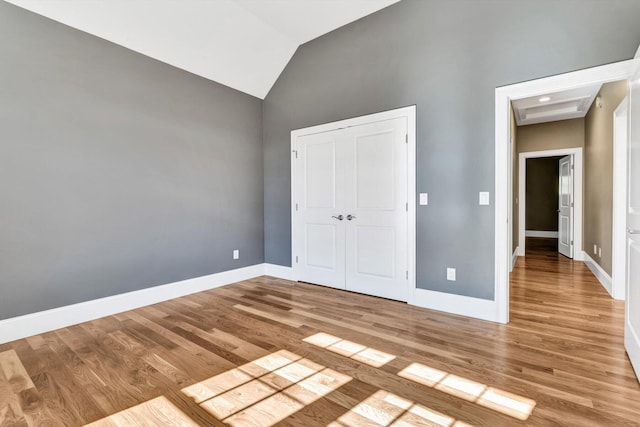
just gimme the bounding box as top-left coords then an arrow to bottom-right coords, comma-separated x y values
411,288 -> 501,323
264,263 -> 294,281
0,264 -> 265,344
525,230 -> 559,238
511,247 -> 519,271
583,252 -> 613,297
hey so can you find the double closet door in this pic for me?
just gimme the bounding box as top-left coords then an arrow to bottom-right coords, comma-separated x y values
293,117 -> 409,302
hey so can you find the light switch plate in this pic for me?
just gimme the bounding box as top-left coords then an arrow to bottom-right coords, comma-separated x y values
233,250 -> 239,260
479,192 -> 490,206
447,268 -> 456,281
419,193 -> 428,205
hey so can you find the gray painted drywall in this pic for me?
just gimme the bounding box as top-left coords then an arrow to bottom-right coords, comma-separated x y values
0,2 -> 264,320
263,0 -> 640,300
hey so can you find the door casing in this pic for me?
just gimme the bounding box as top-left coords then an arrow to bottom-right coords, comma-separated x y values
496,59 -> 637,324
290,106 -> 417,302
517,148 -> 583,260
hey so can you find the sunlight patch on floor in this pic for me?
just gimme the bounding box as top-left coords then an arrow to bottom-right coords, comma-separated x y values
399,362 -> 536,420
303,332 -> 396,367
328,390 -> 472,427
181,349 -> 351,426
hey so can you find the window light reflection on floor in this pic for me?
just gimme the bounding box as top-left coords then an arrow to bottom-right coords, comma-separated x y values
181,349 -> 351,426
303,332 -> 396,367
328,389 -> 472,427
399,362 -> 536,421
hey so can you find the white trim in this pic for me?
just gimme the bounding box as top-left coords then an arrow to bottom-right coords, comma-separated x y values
511,247 -> 519,271
583,252 -> 614,297
0,264 -> 265,344
265,263 -> 294,281
518,148 -> 583,261
495,59 -> 636,324
412,288 -> 500,323
612,97 -> 629,300
525,230 -> 559,238
290,106 -> 417,303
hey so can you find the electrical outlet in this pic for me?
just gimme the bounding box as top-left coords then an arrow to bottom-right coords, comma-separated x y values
419,193 -> 429,205
447,268 -> 456,281
479,192 -> 490,206
593,244 -> 597,255
233,249 -> 239,260
598,247 -> 601,257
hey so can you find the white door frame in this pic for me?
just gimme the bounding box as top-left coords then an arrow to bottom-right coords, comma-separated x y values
613,97 -> 629,300
518,148 -> 583,260
495,59 -> 636,324
290,106 -> 417,301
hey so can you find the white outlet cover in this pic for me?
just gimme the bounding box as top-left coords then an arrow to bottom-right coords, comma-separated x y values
594,244 -> 597,254
447,268 -> 456,281
598,247 -> 601,257
479,192 -> 490,206
419,193 -> 428,205
233,249 -> 239,260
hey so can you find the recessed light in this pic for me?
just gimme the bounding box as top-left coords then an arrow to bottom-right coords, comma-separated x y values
539,96 -> 551,102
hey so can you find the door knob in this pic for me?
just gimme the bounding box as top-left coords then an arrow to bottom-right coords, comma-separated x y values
331,215 -> 344,221
629,229 -> 640,235
346,214 -> 356,221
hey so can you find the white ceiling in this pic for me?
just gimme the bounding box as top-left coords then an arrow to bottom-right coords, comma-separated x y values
5,0 -> 400,99
512,84 -> 602,126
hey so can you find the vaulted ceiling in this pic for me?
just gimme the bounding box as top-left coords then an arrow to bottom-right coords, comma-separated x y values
5,0 -> 400,99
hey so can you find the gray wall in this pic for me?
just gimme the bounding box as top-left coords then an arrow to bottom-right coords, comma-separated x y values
525,158 -> 561,232
263,0 -> 640,300
0,2 -> 264,320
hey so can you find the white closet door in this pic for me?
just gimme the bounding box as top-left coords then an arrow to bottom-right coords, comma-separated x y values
625,64 -> 640,381
343,118 -> 408,301
558,155 -> 574,258
294,130 -> 346,290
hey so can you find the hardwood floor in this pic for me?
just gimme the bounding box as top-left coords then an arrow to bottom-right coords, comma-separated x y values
1,239 -> 639,426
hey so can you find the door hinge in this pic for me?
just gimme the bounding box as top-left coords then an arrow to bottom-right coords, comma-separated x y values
296,256 -> 299,263
406,202 -> 408,211
292,150 -> 298,159
405,134 -> 408,143
405,270 -> 408,280
571,202 -> 574,207
571,240 -> 574,246
295,203 -> 298,211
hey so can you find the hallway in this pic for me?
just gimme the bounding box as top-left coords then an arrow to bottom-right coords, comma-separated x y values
509,237 -> 639,423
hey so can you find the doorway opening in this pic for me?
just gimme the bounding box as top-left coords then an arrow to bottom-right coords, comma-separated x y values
494,60 -> 636,324
517,150 -> 583,262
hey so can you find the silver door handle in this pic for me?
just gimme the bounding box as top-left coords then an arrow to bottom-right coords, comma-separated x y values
629,229 -> 640,235
346,214 -> 356,221
332,215 -> 344,221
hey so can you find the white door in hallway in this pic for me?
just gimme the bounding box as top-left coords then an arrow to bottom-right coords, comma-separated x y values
626,64 -> 640,381
293,129 -> 346,290
558,155 -> 574,258
293,115 -> 409,301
